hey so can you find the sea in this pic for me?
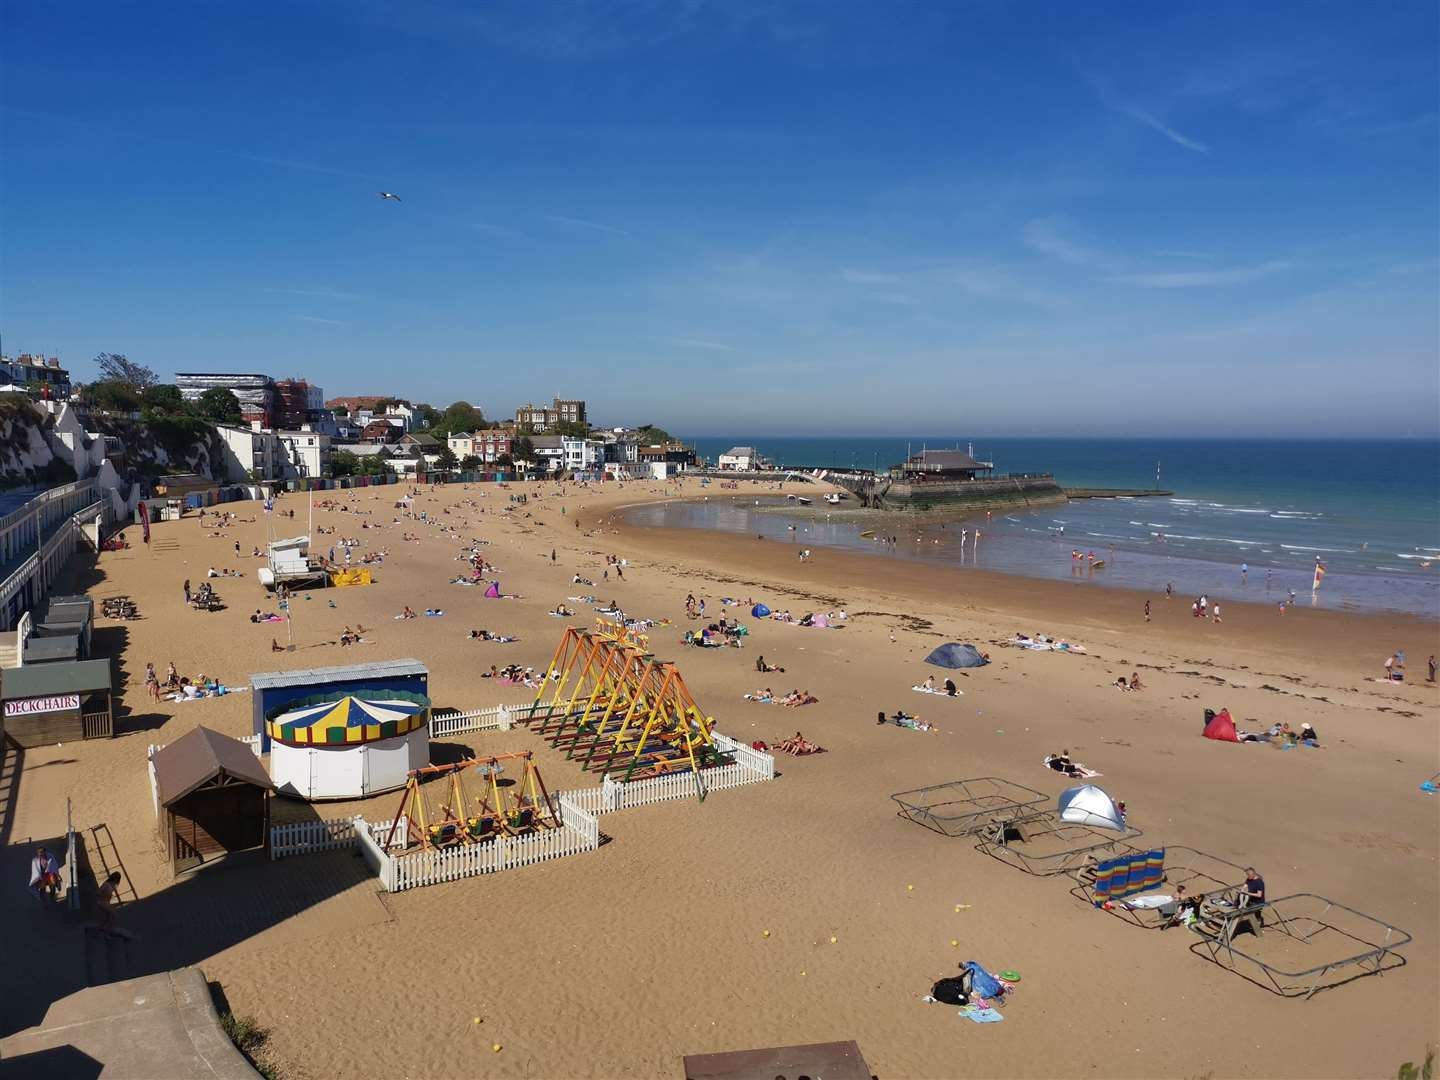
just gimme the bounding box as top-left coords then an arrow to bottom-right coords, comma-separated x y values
626,438 -> 1440,619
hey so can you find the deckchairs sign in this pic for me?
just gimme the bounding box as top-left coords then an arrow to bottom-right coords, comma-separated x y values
5,694 -> 81,717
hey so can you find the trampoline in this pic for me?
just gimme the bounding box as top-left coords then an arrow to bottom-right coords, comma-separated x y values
890,777 -> 1049,838
1070,845 -> 1249,928
973,811 -> 1145,876
1187,893 -> 1411,999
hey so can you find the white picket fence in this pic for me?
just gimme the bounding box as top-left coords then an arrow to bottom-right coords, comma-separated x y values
240,733 -> 263,755
555,734 -> 776,816
430,703 -> 516,738
351,795 -> 600,892
270,815 -> 406,860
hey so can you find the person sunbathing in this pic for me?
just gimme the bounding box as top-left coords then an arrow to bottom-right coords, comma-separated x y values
401,606 -> 417,619
1046,750 -> 1084,777
1115,677 -> 1132,691
921,676 -> 936,691
551,604 -> 574,616
1129,672 -> 1144,691
776,731 -> 821,755
756,655 -> 785,673
744,688 -> 774,702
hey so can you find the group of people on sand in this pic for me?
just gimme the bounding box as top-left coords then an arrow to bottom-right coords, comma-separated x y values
338,625 -> 368,646
919,675 -> 959,696
468,629 -> 517,643
746,688 -> 818,707
481,664 -> 538,685
1114,672 -> 1145,691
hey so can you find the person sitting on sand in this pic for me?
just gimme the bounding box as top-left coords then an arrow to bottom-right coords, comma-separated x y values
1299,722 -> 1322,747
1047,750 -> 1085,778
271,638 -> 284,652
401,606 -> 416,619
943,678 -> 957,696
921,675 -> 936,691
551,604 -> 573,616
1115,676 -> 1132,691
1129,672 -> 1144,691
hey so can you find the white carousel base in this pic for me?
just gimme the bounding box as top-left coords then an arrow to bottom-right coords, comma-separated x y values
270,727 -> 427,800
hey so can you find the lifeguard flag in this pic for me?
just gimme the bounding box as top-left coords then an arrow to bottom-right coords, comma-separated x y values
1312,559 -> 1326,591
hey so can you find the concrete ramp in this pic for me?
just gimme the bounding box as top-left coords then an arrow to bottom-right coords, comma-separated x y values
0,966 -> 256,1079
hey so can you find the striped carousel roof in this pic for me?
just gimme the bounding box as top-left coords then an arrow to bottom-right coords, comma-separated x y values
266,694 -> 428,746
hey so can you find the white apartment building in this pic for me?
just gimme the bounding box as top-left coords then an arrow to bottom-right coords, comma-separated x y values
276,430 -> 331,479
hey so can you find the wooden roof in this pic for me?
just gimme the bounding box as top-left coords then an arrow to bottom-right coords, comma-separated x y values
682,1040 -> 872,1080
152,726 -> 274,807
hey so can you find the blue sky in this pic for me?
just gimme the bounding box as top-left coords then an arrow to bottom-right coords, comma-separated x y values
2,1 -> 1437,437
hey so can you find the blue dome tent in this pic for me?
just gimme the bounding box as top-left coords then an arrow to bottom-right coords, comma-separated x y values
924,643 -> 988,669
751,603 -> 772,618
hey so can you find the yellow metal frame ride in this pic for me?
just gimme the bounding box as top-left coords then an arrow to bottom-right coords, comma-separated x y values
529,623 -> 717,782
384,752 -> 559,851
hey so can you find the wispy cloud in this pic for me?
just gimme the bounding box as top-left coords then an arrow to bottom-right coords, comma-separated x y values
1114,103 -> 1210,154
1022,216 -> 1122,271
666,337 -> 734,352
266,287 -> 368,301
1109,261 -> 1292,288
863,291 -> 917,305
291,314 -> 346,325
544,214 -> 631,237
840,268 -> 899,285
1154,249 -> 1215,260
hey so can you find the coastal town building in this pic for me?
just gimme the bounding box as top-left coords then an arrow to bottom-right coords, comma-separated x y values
526,434 -> 566,472
215,425 -> 288,483
0,354 -> 72,400
272,379 -> 325,429
474,431 -> 513,463
891,446 -> 995,482
638,442 -> 697,479
717,446 -> 763,470
360,420 -> 402,444
175,372 -> 276,427
447,432 -> 476,458
516,397 -> 586,433
275,429 -> 331,479
563,437 -> 605,473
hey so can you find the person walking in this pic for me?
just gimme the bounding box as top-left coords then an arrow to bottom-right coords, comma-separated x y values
182,579 -> 191,604
1212,602 -> 1221,624
1428,654 -> 1436,682
29,846 -> 61,904
1144,599 -> 1151,622
94,871 -> 123,935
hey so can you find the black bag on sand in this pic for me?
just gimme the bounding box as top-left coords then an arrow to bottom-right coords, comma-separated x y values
931,973 -> 972,1006
1203,708 -> 1216,732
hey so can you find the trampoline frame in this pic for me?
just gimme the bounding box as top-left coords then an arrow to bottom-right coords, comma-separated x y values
1187,893 -> 1411,999
1070,845 -> 1249,928
973,810 -> 1145,877
890,777 -> 1050,838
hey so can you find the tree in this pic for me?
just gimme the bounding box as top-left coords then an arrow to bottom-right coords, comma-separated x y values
552,419 -> 589,439
431,400 -> 487,438
495,452 -> 514,469
513,436 -> 535,467
634,424 -> 675,444
79,380 -> 142,413
93,352 -> 157,389
197,387 -> 242,424
413,403 -> 438,428
142,383 -> 185,414
433,447 -> 458,472
328,450 -> 360,477
460,454 -> 481,471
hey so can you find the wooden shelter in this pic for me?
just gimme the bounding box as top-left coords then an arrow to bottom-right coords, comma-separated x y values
151,726 -> 273,875
1,657 -> 113,746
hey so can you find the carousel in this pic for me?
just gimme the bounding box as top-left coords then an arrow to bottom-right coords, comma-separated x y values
265,692 -> 430,800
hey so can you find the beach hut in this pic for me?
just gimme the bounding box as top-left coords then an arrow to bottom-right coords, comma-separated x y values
0,657 -> 114,745
924,643 -> 988,669
152,726 -> 273,875
1058,784 -> 1125,832
265,691 -> 430,800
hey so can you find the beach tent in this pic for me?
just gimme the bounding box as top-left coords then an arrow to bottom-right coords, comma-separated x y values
751,603 -> 772,618
1203,712 -> 1239,742
484,581 -> 501,598
924,643 -> 988,669
1058,784 -> 1125,832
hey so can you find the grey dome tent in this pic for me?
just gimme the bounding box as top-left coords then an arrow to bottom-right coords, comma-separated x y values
1058,784 -> 1125,832
751,603 -> 771,618
924,643 -> 988,669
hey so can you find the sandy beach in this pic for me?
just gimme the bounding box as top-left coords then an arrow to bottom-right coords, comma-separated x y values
4,475 -> 1437,1079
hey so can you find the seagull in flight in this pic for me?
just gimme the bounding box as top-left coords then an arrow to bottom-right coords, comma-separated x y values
377,191 -> 402,202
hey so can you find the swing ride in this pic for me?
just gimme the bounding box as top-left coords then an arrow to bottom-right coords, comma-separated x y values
520,620 -> 722,785
383,751 -> 558,852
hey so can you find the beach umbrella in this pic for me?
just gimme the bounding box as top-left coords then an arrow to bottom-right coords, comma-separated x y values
924,643 -> 988,669
267,695 -> 427,745
751,603 -> 771,618
1057,784 -> 1125,832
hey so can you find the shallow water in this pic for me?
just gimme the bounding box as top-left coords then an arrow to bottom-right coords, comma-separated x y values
626,495 -> 1440,618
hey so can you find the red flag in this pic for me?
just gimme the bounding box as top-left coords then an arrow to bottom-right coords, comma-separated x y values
138,501 -> 151,545
1312,558 -> 1325,591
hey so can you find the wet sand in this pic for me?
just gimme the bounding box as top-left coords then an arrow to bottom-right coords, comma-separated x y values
4,475 -> 1437,1079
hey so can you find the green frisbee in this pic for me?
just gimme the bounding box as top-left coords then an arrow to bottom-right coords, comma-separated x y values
999,970 -> 1021,982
